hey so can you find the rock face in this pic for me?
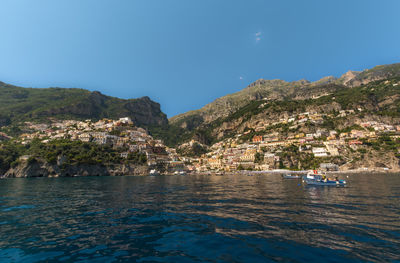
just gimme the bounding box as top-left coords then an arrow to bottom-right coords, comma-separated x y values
0,132 -> 10,142
339,152 -> 400,172
339,70 -> 361,86
4,159 -> 148,178
177,141 -> 208,157
123,96 -> 168,126
0,83 -> 168,128
341,63 -> 400,87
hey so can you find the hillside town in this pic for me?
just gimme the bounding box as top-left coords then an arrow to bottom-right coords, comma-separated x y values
13,117 -> 186,174
183,108 -> 400,173
1,106 -> 400,175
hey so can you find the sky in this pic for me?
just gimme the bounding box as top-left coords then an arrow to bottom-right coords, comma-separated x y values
0,0 -> 399,117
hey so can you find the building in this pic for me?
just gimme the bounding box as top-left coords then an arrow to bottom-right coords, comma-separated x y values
351,130 -> 365,138
349,140 -> 363,145
129,144 -> 139,152
208,158 -> 223,170
325,144 -> 339,156
312,147 -> 328,157
252,135 -> 263,143
119,117 -> 133,125
78,133 -> 92,142
320,163 -> 339,171
240,148 -> 257,162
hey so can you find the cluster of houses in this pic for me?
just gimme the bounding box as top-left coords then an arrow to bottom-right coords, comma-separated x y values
7,108 -> 400,174
184,110 -> 400,172
18,117 -> 185,172
252,109 -> 360,133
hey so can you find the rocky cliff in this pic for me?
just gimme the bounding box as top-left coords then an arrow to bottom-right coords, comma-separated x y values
4,158 -> 148,178
0,82 -> 168,128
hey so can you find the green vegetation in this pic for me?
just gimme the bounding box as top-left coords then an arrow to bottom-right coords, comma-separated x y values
148,124 -> 191,147
176,142 -> 208,157
0,139 -> 147,174
0,141 -> 25,174
277,145 -> 345,170
127,151 -> 147,165
0,124 -> 23,137
360,135 -> 400,152
254,152 -> 263,164
338,124 -> 364,133
27,139 -> 123,165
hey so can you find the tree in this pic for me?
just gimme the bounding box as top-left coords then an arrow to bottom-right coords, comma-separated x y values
254,152 -> 263,164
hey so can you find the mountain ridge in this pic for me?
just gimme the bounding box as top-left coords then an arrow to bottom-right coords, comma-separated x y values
0,81 -> 168,129
170,63 -> 400,130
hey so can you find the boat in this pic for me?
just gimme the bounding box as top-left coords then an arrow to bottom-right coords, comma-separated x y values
149,169 -> 159,176
179,171 -> 186,175
282,174 -> 301,179
303,170 -> 346,186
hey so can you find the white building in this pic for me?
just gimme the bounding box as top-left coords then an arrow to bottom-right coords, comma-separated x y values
312,147 -> 328,157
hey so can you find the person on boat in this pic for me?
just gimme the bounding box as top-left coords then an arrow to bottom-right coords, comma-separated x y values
321,173 -> 328,182
335,176 -> 339,181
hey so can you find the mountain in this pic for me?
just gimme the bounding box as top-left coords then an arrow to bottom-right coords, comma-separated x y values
160,63 -> 400,150
170,63 -> 400,131
204,77 -> 400,141
0,82 -> 168,128
168,75 -> 400,163
1,62 -> 399,148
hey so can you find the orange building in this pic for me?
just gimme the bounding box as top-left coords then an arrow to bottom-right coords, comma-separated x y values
349,140 -> 363,145
252,135 -> 263,143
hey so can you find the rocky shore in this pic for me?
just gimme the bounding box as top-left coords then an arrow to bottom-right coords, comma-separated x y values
3,159 -> 148,178
1,160 -> 399,178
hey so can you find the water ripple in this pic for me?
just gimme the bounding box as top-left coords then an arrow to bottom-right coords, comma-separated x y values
0,174 -> 399,262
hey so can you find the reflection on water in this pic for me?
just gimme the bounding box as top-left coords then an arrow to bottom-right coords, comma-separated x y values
0,174 -> 399,262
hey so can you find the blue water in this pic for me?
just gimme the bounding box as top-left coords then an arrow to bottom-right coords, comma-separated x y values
0,174 -> 399,262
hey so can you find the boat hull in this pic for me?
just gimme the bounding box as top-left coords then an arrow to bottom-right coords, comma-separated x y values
282,174 -> 301,179
303,179 -> 346,186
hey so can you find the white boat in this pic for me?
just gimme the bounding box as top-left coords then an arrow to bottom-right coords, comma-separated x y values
282,174 -> 301,179
149,169 -> 159,176
303,170 -> 346,186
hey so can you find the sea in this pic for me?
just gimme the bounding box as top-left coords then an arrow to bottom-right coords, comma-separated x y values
0,174 -> 399,262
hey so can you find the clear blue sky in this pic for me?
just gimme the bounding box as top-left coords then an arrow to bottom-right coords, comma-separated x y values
0,0 -> 399,117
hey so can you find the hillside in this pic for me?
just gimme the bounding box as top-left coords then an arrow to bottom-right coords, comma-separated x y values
170,63 -> 400,132
177,77 -> 400,171
0,82 -> 168,129
1,62 -> 400,149
197,77 -> 400,143
162,74 -> 400,160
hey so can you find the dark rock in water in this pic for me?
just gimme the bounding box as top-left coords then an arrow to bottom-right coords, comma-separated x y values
4,159 -> 148,178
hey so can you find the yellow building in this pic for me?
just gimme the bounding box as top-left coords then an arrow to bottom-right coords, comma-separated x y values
208,158 -> 223,170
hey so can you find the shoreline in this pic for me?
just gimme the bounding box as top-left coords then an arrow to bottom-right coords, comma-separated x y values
190,169 -> 400,176
1,169 -> 399,179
